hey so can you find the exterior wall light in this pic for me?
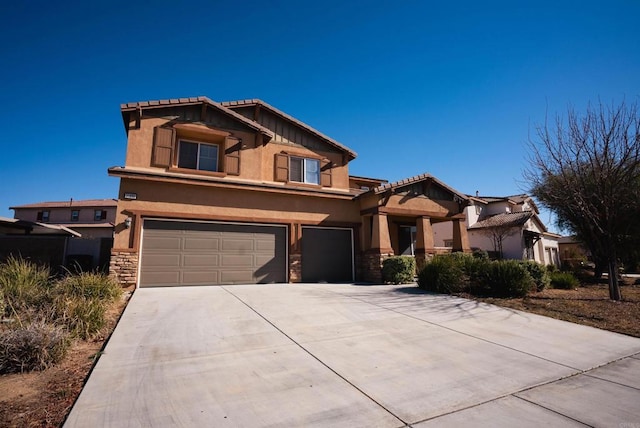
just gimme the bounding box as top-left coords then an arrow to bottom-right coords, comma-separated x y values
124,217 -> 132,229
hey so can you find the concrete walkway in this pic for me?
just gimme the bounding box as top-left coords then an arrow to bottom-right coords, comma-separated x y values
65,284 -> 640,427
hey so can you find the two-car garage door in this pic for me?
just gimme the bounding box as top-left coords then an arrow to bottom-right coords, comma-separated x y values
139,220 -> 287,287
139,219 -> 354,287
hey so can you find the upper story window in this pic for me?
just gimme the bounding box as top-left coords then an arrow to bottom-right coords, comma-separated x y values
71,210 -> 80,222
178,140 -> 219,172
37,210 -> 50,222
290,157 -> 319,185
94,210 -> 107,221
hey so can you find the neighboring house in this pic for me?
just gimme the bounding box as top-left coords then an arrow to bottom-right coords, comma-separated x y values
558,235 -> 590,267
109,96 -> 472,288
9,199 -> 117,271
0,216 -> 81,271
433,194 -> 560,265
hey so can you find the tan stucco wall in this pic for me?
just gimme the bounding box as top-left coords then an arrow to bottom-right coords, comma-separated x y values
124,116 -> 350,190
358,192 -> 462,218
113,178 -> 359,250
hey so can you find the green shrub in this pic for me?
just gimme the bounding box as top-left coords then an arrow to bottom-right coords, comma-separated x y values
0,256 -> 51,317
472,249 -> 489,260
550,271 -> 579,289
520,261 -> 551,292
480,260 -> 534,297
0,321 -> 70,373
417,255 -> 466,293
382,256 -> 416,284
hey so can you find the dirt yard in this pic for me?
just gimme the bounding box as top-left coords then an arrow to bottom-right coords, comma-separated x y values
0,293 -> 130,428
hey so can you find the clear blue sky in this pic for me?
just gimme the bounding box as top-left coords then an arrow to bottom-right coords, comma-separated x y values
1,1 -> 639,231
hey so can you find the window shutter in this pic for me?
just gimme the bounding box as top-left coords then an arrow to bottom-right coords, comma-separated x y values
101,210 -> 107,220
224,136 -> 241,175
152,127 -> 176,167
274,153 -> 289,182
37,211 -> 43,221
321,160 -> 332,187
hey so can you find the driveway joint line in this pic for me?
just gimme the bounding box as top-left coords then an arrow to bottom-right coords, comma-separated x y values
512,395 -> 595,427
220,286 -> 408,427
582,373 -> 640,392
320,286 -> 588,372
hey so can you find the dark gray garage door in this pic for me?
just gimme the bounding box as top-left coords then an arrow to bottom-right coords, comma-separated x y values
301,227 -> 353,282
139,220 -> 287,287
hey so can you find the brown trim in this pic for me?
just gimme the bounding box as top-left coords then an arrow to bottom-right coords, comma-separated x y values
168,167 -> 227,178
111,248 -> 138,253
109,168 -> 357,200
359,206 -> 464,219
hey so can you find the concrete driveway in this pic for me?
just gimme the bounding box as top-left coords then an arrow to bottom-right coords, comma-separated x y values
65,284 -> 640,427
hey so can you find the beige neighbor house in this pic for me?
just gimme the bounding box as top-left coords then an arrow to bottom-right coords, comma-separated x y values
432,194 -> 561,266
10,199 -> 117,271
108,96 -> 472,288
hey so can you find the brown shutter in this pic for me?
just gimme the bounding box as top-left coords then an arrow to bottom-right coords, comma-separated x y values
274,153 -> 289,182
321,159 -> 332,187
37,211 -> 43,221
224,136 -> 241,175
152,127 -> 175,167
101,210 -> 107,220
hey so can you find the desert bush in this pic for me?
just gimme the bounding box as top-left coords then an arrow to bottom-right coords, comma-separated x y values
382,256 -> 416,284
52,272 -> 121,340
417,255 -> 466,293
472,249 -> 490,260
54,272 -> 121,302
520,261 -> 551,292
0,321 -> 70,373
550,271 -> 579,289
479,260 -> 534,297
0,256 -> 51,317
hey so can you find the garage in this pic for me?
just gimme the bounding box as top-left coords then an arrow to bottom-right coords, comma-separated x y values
301,227 -> 353,282
139,220 -> 287,287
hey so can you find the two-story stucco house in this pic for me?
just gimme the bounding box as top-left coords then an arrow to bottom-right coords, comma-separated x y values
109,97 -> 472,288
10,199 -> 117,271
433,194 -> 560,265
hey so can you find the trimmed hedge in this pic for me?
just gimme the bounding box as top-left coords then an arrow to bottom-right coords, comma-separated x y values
482,260 -> 534,297
382,256 -> 416,284
417,255 -> 466,293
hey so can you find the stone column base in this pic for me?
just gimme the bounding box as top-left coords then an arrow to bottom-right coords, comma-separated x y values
109,251 -> 138,289
289,253 -> 302,283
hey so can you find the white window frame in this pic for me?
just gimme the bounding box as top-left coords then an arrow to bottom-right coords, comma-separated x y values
177,139 -> 219,172
290,156 -> 320,185
71,210 -> 80,222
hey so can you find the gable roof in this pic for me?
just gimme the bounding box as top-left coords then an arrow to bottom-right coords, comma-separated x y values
472,194 -> 539,212
369,173 -> 469,202
469,211 -> 533,229
0,216 -> 82,236
221,99 -> 357,159
120,96 -> 274,139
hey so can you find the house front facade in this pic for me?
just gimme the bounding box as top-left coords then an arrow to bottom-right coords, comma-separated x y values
109,97 -> 471,288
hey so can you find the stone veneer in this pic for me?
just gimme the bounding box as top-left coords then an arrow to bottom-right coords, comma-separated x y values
289,253 -> 302,283
361,252 -> 392,283
109,251 -> 138,289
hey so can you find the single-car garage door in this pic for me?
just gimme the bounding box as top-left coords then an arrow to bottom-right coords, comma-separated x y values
139,220 -> 287,287
301,227 -> 353,282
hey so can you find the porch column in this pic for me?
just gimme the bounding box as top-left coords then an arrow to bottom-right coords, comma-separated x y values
371,213 -> 393,254
361,215 -> 372,251
415,216 -> 435,270
452,218 -> 471,252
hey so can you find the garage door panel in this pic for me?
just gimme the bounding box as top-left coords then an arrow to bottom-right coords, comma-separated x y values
140,220 -> 286,287
183,237 -> 220,250
183,254 -> 219,267
182,271 -> 219,284
144,236 -> 183,250
143,254 -> 182,268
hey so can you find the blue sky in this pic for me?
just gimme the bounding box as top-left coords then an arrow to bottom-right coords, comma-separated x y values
1,1 -> 638,231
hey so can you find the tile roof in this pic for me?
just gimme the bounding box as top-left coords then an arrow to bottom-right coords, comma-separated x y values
0,216 -> 82,236
120,96 -> 274,138
221,99 -> 357,159
469,211 -> 533,229
370,173 -> 469,201
10,199 -> 118,209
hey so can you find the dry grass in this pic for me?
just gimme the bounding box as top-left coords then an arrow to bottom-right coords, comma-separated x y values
0,293 -> 129,427
465,279 -> 640,338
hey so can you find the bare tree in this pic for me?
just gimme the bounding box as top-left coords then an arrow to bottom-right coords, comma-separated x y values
526,100 -> 640,301
478,225 -> 518,259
